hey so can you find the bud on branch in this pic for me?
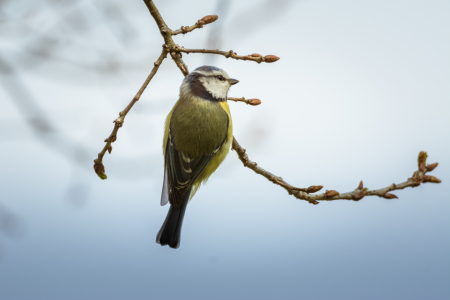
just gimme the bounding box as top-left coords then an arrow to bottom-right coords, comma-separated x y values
307,185 -> 323,193
357,181 -> 364,190
325,190 -> 339,197
418,151 -> 428,172
426,163 -> 438,172
228,97 -> 262,106
423,175 -> 441,183
93,162 -> 107,180
200,15 -> 218,24
171,15 -> 219,36
264,55 -> 280,63
384,193 -> 398,199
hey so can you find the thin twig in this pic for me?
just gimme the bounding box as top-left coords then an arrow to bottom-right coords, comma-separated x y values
93,48 -> 168,179
227,97 -> 261,106
172,15 -> 219,36
175,46 -> 280,64
143,0 -> 189,75
232,138 -> 441,205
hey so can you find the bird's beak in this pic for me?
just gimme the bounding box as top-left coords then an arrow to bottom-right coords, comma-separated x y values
228,78 -> 239,85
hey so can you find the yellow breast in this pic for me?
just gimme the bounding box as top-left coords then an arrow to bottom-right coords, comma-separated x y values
190,100 -> 233,199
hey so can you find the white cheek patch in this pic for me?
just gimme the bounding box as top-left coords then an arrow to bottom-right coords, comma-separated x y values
199,77 -> 229,99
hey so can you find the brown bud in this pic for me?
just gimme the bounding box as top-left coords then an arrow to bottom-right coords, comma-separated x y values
426,163 -> 438,172
104,138 -> 108,142
111,136 -> 117,143
352,192 -> 365,201
325,190 -> 340,197
264,55 -> 280,63
93,162 -> 107,180
107,145 -> 113,154
423,175 -> 441,183
412,171 -> 419,180
201,15 -> 218,24
418,151 -> 428,172
357,181 -> 364,190
353,188 -> 368,201
250,53 -> 263,58
248,99 -> 261,106
384,193 -> 398,199
307,185 -> 323,193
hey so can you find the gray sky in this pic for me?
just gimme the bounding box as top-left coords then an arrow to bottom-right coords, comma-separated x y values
1,0 -> 449,299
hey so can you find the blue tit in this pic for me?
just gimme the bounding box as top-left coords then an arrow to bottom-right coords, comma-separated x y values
156,66 -> 239,249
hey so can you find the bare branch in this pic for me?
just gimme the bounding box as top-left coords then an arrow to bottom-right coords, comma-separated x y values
172,15 -> 219,36
175,46 -> 280,64
228,97 -> 261,106
93,48 -> 168,179
169,48 -> 190,76
232,138 -> 441,205
143,0 -> 189,76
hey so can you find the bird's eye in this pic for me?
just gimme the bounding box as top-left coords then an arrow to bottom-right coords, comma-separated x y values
216,75 -> 225,81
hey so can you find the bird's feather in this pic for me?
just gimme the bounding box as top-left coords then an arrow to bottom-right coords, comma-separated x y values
163,131 -> 217,207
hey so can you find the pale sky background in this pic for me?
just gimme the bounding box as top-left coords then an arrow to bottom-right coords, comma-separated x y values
0,0 -> 449,299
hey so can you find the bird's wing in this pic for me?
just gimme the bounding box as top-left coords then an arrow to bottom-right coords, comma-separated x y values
161,130 -> 224,207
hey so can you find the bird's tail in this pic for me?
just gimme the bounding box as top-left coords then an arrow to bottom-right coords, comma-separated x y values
156,189 -> 191,249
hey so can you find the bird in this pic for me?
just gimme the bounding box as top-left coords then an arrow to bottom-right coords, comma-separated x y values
156,66 -> 239,249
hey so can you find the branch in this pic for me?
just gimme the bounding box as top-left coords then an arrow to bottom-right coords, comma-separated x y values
143,0 -> 189,76
175,46 -> 280,64
171,15 -> 218,36
228,97 -> 261,106
93,48 -> 168,179
232,138 -> 441,205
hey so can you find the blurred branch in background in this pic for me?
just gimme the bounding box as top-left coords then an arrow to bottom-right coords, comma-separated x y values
0,204 -> 26,261
0,0 -> 158,257
0,204 -> 25,240
204,0 -> 296,64
0,57 -> 90,164
0,0 -> 154,210
228,0 -> 296,40
203,0 -> 230,64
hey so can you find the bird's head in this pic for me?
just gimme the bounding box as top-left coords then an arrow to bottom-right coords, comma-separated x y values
182,66 -> 239,101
